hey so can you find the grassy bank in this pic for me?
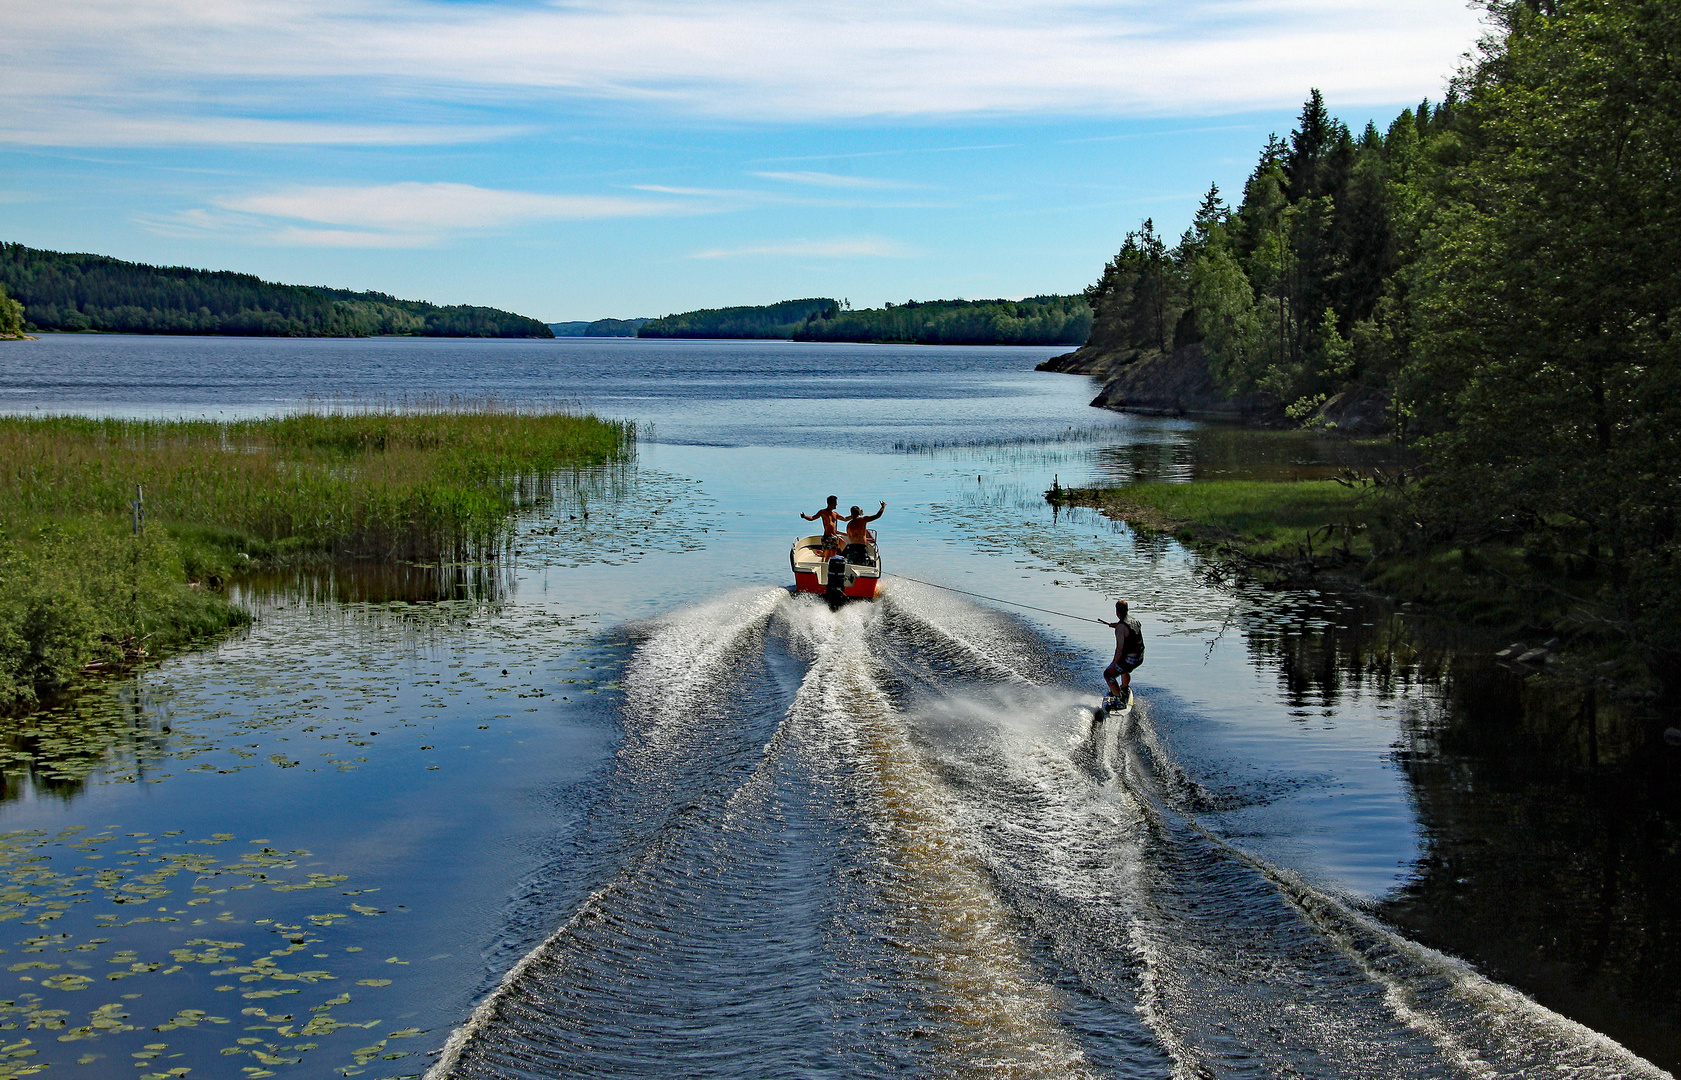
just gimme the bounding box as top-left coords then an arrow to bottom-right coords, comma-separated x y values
0,405 -> 635,712
1050,477 -> 1590,625
1048,478 -> 1376,572
1051,477 -> 1663,750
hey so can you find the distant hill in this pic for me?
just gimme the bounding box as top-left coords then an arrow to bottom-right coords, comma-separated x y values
638,296 -> 1090,346
549,318 -> 650,337
638,299 -> 838,340
0,243 -> 553,338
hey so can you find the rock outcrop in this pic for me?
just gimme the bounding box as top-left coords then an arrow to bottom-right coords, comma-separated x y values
1311,384 -> 1393,434
1040,342 -> 1392,434
1086,344 -> 1278,421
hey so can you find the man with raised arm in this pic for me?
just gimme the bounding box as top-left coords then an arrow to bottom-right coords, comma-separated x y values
801,495 -> 845,553
843,502 -> 885,564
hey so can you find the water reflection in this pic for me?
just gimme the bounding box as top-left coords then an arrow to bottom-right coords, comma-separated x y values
1384,703 -> 1681,1070
1241,594 -> 1451,713
1231,583 -> 1681,1071
900,415 -> 1406,488
0,678 -> 173,802
233,559 -> 515,607
1090,423 -> 1406,485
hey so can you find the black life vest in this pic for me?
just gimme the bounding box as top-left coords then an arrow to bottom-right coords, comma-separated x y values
1121,617 -> 1144,658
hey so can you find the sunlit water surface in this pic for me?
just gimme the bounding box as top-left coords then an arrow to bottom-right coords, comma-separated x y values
0,336 -> 1669,1079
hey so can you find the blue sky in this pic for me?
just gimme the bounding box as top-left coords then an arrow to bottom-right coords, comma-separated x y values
1,0 -> 1488,321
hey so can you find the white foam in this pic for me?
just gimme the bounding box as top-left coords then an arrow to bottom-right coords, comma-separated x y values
619,585 -> 785,742
779,597 -> 1105,1079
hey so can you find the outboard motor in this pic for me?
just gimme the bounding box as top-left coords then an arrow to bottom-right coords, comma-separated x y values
825,554 -> 852,605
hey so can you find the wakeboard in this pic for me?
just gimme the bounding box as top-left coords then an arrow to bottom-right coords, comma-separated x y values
1096,688 -> 1131,720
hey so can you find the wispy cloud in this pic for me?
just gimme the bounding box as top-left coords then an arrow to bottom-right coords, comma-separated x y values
142,181 -> 711,247
0,109 -> 521,148
691,237 -> 916,259
748,145 -> 1018,164
751,171 -> 912,189
1,0 -> 1488,147
218,183 -> 685,230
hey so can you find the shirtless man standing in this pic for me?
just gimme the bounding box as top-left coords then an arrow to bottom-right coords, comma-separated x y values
843,502 -> 885,563
1102,599 -> 1144,705
801,496 -> 845,552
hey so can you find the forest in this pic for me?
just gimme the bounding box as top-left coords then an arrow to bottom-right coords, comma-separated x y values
639,295 -> 1090,345
794,295 -> 1089,346
638,298 -> 841,339
0,244 -> 553,338
1081,0 -> 1680,704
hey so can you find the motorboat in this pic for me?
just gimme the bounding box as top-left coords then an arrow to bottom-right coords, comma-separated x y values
790,534 -> 881,602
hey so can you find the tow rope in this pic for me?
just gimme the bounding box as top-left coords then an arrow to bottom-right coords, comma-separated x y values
889,574 -> 1106,625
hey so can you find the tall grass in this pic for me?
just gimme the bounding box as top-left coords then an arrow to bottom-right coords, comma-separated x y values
1050,479 -> 1374,564
0,402 -> 635,711
0,403 -> 635,562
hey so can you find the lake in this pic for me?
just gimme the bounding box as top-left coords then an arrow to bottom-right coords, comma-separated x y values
0,334 -> 1673,1078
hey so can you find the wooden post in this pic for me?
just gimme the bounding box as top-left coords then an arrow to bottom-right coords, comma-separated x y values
131,484 -> 144,535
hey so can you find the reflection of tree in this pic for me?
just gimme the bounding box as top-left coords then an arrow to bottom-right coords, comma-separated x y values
0,680 -> 172,802
1090,427 -> 1409,488
1239,594 -> 1451,713
1241,591 -> 1681,1068
1382,731 -> 1681,1070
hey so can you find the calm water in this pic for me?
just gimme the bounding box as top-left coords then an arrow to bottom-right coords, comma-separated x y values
0,335 -> 1672,1078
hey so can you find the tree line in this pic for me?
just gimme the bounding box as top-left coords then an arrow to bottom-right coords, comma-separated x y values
1086,0 -> 1681,704
0,244 -> 554,338
550,318 -> 648,337
794,296 -> 1089,346
639,295 -> 1090,345
638,299 -> 842,339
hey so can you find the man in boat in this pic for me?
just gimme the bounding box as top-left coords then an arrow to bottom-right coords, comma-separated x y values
843,502 -> 885,565
801,496 -> 846,553
1102,599 -> 1144,705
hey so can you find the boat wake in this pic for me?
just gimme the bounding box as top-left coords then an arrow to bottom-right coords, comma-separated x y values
428,584 -> 1670,1080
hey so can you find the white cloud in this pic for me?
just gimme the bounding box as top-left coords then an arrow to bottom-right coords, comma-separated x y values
0,111 -> 518,147
752,172 -> 912,189
691,237 -> 916,259
139,182 -> 707,247
0,0 -> 1489,145
218,182 -> 685,230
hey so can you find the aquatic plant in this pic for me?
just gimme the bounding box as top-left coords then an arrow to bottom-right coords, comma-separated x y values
0,402 -> 635,711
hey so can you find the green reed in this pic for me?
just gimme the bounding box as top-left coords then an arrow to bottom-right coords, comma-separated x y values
1,405 -> 634,561
0,404 -> 635,711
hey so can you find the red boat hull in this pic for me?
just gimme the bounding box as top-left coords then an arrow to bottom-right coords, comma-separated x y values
794,571 -> 880,599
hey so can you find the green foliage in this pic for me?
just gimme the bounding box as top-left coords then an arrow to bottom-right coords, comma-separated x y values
0,244 -> 553,338
1084,89 -> 1445,410
638,299 -> 839,339
1074,0 -> 1681,696
1400,0 -> 1681,684
0,283 -> 23,338
795,295 -> 1089,346
1056,479 -> 1372,563
638,295 -> 1090,345
1084,221 -> 1178,356
0,523 -> 249,713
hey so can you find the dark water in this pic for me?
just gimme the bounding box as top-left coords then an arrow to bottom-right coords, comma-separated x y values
0,335 -> 1673,1078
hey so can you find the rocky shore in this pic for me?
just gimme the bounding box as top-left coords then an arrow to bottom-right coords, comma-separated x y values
1039,342 -> 1392,434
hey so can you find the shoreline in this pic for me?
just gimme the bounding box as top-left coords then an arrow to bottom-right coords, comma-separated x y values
1047,477 -> 1668,768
